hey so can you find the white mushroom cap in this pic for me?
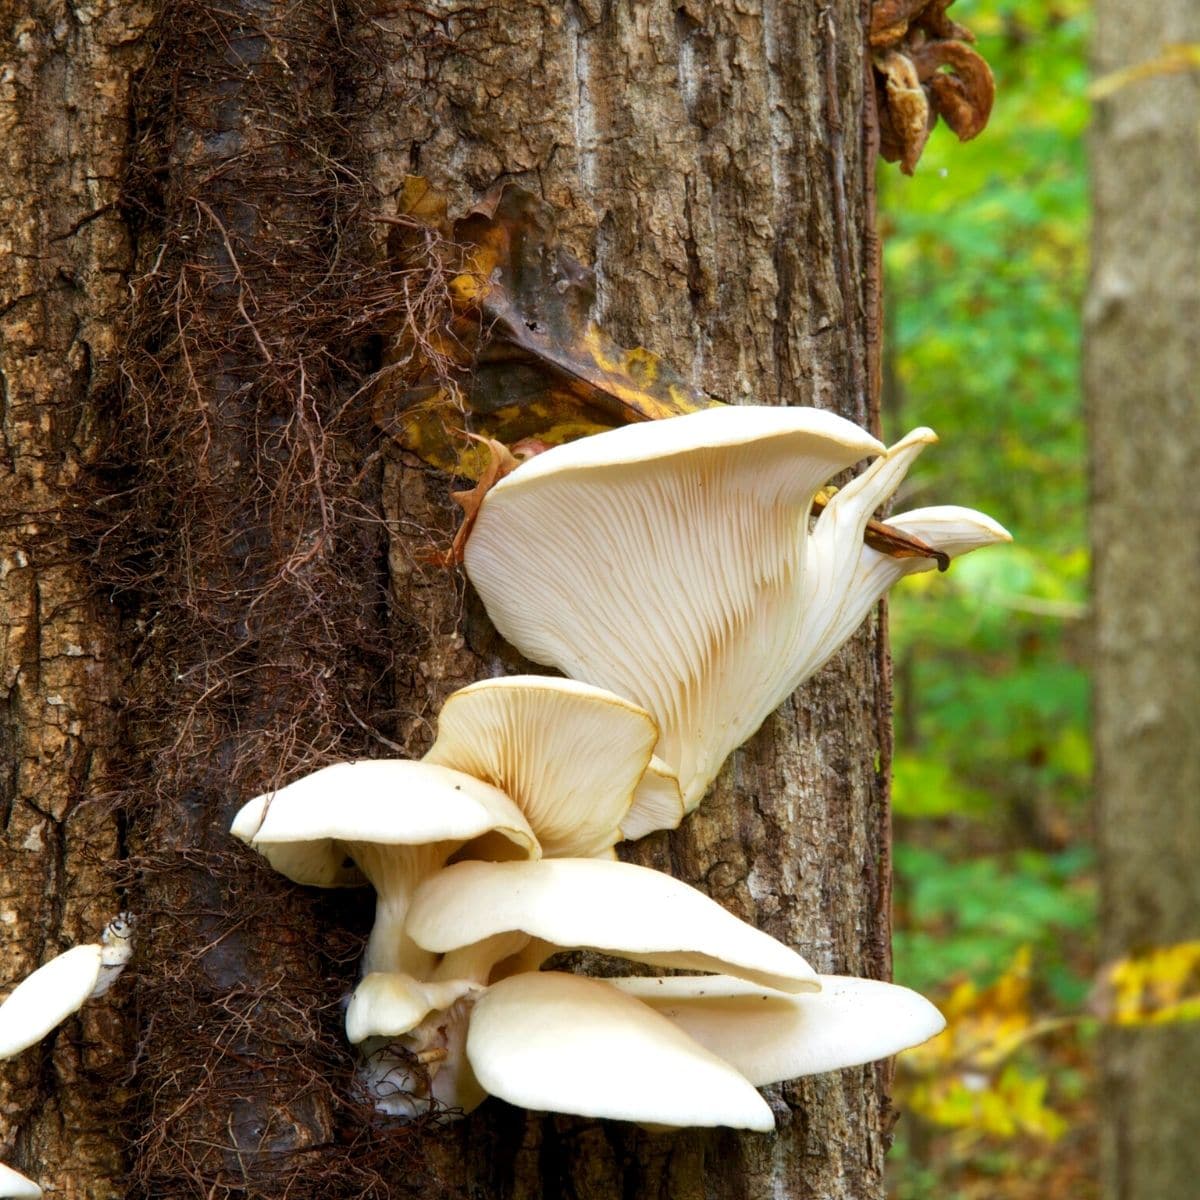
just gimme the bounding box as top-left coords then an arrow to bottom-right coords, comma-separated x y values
406,858 -> 819,993
466,408 -> 989,811
232,760 -> 541,978
0,1164 -> 42,1199
230,759 -> 539,886
423,675 -> 675,856
0,944 -> 103,1060
466,971 -> 775,1129
609,973 -> 946,1085
883,506 -> 1013,562
345,972 -> 483,1044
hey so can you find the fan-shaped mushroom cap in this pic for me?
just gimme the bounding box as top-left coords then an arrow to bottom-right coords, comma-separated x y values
0,1164 -> 42,1199
423,675 -> 673,856
407,858 -> 819,993
0,944 -> 103,1060
345,972 -> 483,1044
230,759 -> 539,886
610,973 -> 946,1085
883,506 -> 1012,562
466,971 -> 774,1129
465,409 -> 1005,811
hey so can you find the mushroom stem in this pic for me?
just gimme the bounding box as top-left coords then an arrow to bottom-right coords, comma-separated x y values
430,931 -> 531,986
350,842 -> 448,978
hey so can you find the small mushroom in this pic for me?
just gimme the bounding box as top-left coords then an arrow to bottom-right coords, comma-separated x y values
466,971 -> 775,1129
345,973 -> 484,1045
0,1164 -> 41,1199
423,674 -> 682,853
406,858 -> 820,993
464,408 -> 1009,811
608,973 -> 946,1083
0,913 -> 136,1060
231,760 -> 538,981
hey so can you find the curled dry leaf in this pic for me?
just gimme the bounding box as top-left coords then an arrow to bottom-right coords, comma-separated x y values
432,437 -> 522,568
910,39 -> 995,142
875,48 -> 932,175
870,0 -> 994,174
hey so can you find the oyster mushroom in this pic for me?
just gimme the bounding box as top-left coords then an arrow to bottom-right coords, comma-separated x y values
0,1164 -> 41,1199
0,913 -> 135,1060
230,760 -> 538,982
423,674 -> 682,853
406,858 -> 820,994
609,973 -> 946,1083
464,407 -> 1010,812
463,970 -> 946,1128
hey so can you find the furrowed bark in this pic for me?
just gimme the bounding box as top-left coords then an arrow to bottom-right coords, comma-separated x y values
0,1 -> 153,1194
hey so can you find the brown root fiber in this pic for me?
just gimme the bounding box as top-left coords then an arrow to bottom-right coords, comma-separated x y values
75,0 -> 467,1194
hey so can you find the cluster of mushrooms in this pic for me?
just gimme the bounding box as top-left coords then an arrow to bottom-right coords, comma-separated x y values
0,407 -> 1009,1191
235,406 -> 1010,1126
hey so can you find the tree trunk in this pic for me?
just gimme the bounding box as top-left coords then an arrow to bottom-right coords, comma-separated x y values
1,1 -> 891,1197
1088,5 -> 1200,1200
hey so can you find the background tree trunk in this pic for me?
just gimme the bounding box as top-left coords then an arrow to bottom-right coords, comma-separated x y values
1,1 -> 892,1197
1088,5 -> 1200,1200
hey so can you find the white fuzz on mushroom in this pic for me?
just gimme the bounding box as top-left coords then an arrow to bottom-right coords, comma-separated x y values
406,858 -> 820,993
609,973 -> 946,1084
423,675 -> 681,853
0,913 -> 136,1061
466,972 -> 775,1129
0,1163 -> 42,1199
463,406 -> 1010,810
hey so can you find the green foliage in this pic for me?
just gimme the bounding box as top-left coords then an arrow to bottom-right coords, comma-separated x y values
884,0 -> 1091,877
894,845 -> 1095,1004
882,3 -> 1095,1195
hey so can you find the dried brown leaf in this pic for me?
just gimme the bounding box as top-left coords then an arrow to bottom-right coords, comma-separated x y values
910,39 -> 995,141
875,49 -> 932,176
871,0 -> 994,171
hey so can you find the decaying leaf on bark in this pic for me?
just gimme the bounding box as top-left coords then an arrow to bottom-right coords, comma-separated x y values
871,0 -> 995,174
375,179 -> 716,483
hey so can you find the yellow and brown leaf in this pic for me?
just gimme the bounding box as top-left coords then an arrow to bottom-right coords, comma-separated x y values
375,179 -> 716,482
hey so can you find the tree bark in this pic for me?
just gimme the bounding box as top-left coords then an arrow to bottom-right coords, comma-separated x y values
1088,5 -> 1200,1200
1,1 -> 892,1197
0,1 -> 153,1195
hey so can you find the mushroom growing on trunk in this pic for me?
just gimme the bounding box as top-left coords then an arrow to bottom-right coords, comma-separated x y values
0,1164 -> 42,1199
231,676 -> 685,1113
463,406 -> 1010,810
0,913 -> 135,1060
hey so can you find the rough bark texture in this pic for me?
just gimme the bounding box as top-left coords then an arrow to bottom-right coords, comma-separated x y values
368,3 -> 893,1197
1,0 -> 891,1197
0,1 -> 153,1194
1088,5 -> 1200,1199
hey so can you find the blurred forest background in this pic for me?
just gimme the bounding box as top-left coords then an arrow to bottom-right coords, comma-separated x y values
880,2 -> 1095,1196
